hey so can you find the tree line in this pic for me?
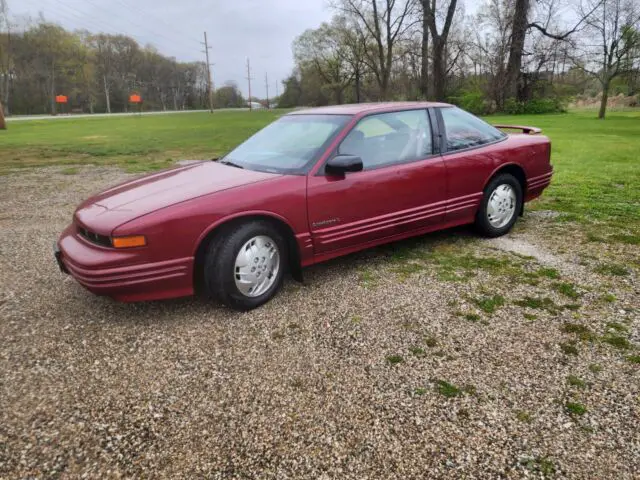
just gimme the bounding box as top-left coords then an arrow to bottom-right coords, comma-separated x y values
0,13 -> 248,116
2,0 -> 639,120
279,0 -> 640,118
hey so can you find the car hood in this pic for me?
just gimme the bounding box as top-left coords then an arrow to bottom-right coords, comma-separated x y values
75,161 -> 280,233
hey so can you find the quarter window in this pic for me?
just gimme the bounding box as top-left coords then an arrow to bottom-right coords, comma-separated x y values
337,109 -> 432,170
440,107 -> 505,152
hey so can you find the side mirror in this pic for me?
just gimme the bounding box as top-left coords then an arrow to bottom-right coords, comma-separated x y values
326,154 -> 363,176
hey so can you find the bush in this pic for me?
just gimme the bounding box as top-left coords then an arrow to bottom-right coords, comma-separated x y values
504,97 -> 567,114
449,89 -> 490,115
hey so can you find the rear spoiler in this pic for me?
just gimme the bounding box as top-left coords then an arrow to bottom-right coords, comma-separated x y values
493,125 -> 542,135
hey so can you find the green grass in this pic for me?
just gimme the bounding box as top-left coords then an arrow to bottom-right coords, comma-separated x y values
386,354 -> 405,365
559,341 -> 579,356
435,380 -> 463,398
565,401 -> 587,416
0,110 -> 284,174
488,111 -> 640,234
3,109 -> 638,237
463,312 -> 482,322
536,267 -> 560,279
552,282 -> 581,299
409,346 -> 426,357
515,296 -> 559,312
594,263 -> 630,276
600,293 -> 617,303
601,334 -> 632,350
472,294 -> 505,314
589,363 -> 603,373
567,375 -> 587,388
516,410 -> 533,423
561,322 -> 596,341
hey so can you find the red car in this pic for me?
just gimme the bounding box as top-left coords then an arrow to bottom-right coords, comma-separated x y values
55,102 -> 552,310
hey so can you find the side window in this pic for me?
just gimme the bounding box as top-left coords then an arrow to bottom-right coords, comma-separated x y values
440,107 -> 505,152
337,109 -> 432,170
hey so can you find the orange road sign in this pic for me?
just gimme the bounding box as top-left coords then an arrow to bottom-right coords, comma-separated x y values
55,95 -> 68,104
129,94 -> 142,103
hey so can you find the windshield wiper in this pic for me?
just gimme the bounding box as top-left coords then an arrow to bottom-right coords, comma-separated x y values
218,159 -> 244,169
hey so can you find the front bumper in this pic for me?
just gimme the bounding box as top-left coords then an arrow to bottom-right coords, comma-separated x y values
55,224 -> 194,302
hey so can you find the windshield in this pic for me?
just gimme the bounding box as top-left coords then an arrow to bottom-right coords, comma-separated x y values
222,114 -> 351,174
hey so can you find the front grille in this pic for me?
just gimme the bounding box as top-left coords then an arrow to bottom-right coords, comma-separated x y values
77,225 -> 112,248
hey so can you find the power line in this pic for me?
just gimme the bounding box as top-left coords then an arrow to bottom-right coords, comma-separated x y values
48,0 -> 198,54
21,0 -> 110,35
111,0 -> 202,46
80,0 -> 196,51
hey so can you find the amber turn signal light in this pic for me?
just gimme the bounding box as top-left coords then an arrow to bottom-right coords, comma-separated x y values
111,235 -> 147,248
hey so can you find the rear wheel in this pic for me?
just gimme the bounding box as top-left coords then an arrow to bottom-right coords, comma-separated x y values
475,173 -> 523,237
203,221 -> 286,310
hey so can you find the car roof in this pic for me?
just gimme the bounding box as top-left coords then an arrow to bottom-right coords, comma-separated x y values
286,101 -> 453,116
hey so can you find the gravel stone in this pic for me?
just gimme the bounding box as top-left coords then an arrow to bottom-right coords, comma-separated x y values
0,167 -> 638,479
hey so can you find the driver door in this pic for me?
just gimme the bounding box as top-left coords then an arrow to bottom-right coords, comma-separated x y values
306,109 -> 447,255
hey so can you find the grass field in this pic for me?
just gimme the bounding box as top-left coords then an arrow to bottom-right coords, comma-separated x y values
1,108 -> 638,239
2,109 -> 638,477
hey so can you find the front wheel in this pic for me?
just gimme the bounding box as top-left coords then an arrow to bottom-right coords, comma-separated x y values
203,221 -> 286,310
475,173 -> 523,237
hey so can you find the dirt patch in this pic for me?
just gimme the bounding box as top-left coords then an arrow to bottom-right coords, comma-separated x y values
489,236 -> 584,276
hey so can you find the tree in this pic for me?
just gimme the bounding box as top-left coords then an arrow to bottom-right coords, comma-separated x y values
421,0 -> 458,100
214,81 -> 244,108
337,17 -> 369,102
0,0 -> 12,116
572,0 -> 640,118
334,0 -> 416,100
294,18 -> 354,104
504,0 -> 530,101
503,0 -> 604,103
0,97 -> 5,129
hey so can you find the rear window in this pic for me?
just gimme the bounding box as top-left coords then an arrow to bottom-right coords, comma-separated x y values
440,107 -> 505,152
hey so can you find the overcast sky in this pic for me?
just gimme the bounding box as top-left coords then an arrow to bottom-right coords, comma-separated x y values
11,0 -> 333,98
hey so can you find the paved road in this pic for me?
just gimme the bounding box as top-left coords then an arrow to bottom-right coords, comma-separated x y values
6,108 -> 250,122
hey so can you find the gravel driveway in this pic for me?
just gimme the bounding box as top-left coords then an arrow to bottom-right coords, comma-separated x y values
1,167 -> 638,479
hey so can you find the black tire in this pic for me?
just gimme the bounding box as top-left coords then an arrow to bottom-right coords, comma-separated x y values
203,221 -> 286,311
475,173 -> 523,237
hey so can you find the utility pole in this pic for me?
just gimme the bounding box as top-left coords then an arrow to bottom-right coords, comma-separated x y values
265,72 -> 269,109
275,79 -> 279,98
202,32 -> 214,112
246,57 -> 252,111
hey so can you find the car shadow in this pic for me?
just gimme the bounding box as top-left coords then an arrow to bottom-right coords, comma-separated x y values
299,224 -> 478,283
70,224 -> 479,318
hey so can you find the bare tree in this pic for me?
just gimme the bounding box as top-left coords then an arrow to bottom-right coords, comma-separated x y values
572,0 -> 640,118
294,19 -> 355,104
334,0 -> 417,100
0,0 -> 11,118
504,0 -> 604,102
421,0 -> 458,100
504,0 -> 530,100
336,16 -> 370,102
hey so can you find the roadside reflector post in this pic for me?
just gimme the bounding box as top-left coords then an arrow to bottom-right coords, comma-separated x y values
55,95 -> 68,116
129,94 -> 142,115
